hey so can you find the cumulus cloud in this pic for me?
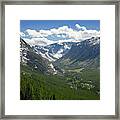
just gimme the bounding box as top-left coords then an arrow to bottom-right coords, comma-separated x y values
23,37 -> 53,46
21,24 -> 100,45
75,24 -> 87,31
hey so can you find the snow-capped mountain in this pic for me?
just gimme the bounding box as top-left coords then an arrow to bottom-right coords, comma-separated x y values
54,37 -> 100,69
21,36 -> 100,62
61,37 -> 100,62
33,42 -> 73,61
20,25 -> 100,62
20,35 -> 100,76
20,38 -> 58,75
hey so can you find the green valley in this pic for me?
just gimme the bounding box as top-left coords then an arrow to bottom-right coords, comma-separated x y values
20,64 -> 100,100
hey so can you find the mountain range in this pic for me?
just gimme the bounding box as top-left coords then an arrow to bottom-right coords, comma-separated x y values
20,36 -> 100,73
20,35 -> 100,100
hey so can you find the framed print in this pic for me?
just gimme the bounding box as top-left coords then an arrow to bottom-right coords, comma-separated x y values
0,0 -> 119,119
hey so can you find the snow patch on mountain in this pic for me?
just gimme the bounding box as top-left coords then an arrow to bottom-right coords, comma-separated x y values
21,36 -> 100,62
52,48 -> 63,59
35,48 -> 56,62
48,63 -> 57,75
89,37 -> 100,46
20,41 -> 29,64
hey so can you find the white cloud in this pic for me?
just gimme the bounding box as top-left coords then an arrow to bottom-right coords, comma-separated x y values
26,29 -> 39,36
56,34 -> 61,37
24,37 -> 54,46
75,24 -> 81,29
20,24 -> 100,46
75,24 -> 87,31
39,30 -> 51,37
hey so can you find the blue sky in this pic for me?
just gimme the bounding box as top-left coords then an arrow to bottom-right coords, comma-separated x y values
20,20 -> 100,32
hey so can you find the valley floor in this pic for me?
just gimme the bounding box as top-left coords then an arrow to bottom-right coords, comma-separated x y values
20,65 -> 100,100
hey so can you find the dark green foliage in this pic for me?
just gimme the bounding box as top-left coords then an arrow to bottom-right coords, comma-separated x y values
20,65 -> 100,100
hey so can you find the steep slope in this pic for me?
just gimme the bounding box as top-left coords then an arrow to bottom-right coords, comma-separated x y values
54,37 -> 100,69
20,38 -> 57,74
34,42 -> 73,61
